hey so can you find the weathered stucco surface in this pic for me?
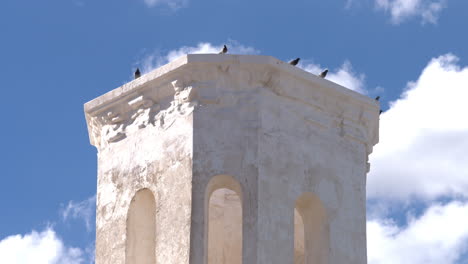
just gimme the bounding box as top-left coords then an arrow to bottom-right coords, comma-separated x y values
84,54 -> 379,264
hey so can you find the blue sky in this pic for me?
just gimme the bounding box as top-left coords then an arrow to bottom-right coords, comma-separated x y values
1,0 -> 468,263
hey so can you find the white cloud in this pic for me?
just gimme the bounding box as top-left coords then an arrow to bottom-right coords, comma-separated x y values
368,201 -> 468,264
0,196 -> 97,264
0,228 -> 84,264
375,0 -> 447,24
61,196 -> 96,232
144,0 -> 188,10
139,42 -> 259,74
368,54 -> 468,200
71,0 -> 85,7
301,60 -> 367,93
345,0 -> 356,9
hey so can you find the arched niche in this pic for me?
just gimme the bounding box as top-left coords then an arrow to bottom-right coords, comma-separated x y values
294,192 -> 329,264
294,208 -> 305,263
125,188 -> 156,264
205,175 -> 243,264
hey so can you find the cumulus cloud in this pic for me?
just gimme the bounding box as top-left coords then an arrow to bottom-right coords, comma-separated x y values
139,42 -> 259,74
375,0 -> 447,24
368,201 -> 468,264
301,61 -> 367,93
367,54 -> 468,262
143,0 -> 188,10
61,196 -> 96,232
0,228 -> 84,264
0,196 -> 98,264
368,53 -> 468,200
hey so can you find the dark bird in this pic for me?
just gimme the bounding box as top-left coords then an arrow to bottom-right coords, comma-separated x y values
219,45 -> 228,54
289,58 -> 300,66
375,96 -> 380,101
379,110 -> 383,115
319,69 -> 328,78
134,68 -> 141,79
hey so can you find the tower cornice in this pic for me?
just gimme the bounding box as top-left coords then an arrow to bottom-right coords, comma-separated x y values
84,54 -> 379,156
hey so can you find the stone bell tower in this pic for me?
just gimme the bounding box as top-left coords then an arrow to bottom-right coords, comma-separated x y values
84,54 -> 379,264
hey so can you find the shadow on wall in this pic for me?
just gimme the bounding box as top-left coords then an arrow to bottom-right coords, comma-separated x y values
295,192 -> 329,264
126,188 -> 156,264
205,175 -> 243,264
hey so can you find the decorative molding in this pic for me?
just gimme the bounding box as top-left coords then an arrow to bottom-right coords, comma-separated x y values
84,56 -> 379,154
86,78 -> 201,149
172,79 -> 198,106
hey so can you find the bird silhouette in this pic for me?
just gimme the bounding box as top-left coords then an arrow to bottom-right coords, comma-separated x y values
319,69 -> 328,78
375,96 -> 380,101
219,45 -> 228,54
289,58 -> 300,66
134,68 -> 141,79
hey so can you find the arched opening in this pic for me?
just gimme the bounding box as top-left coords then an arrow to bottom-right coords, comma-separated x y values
294,208 -> 305,264
205,175 -> 243,264
126,188 -> 156,264
294,192 -> 329,264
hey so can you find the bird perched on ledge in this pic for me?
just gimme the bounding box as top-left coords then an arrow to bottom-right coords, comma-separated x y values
319,69 -> 328,78
134,68 -> 141,79
375,96 -> 380,101
219,45 -> 228,54
289,58 -> 300,66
